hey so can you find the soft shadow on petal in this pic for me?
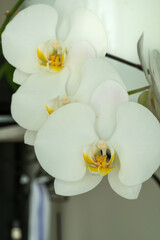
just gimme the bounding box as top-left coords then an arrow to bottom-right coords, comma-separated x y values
65,8 -> 107,57
109,102 -> 160,186
108,163 -> 142,200
24,130 -> 37,146
2,4 -> 58,73
149,50 -> 160,103
137,34 -> 151,85
13,69 -> 30,85
74,57 -> 127,104
11,68 -> 69,131
91,80 -> 128,140
66,41 -> 96,95
34,103 -> 98,182
55,170 -> 102,196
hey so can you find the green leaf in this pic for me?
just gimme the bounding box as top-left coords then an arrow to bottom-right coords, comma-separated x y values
5,63 -> 19,91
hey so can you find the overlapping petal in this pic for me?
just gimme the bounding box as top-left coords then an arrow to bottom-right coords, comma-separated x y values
2,4 -> 58,73
34,103 -> 98,181
24,130 -> 37,146
108,162 -> 142,200
55,170 -> 102,196
64,8 -> 107,57
66,41 -> 96,95
109,102 -> 160,186
91,80 -> 128,140
11,68 -> 69,131
74,58 -> 126,103
13,69 -> 30,85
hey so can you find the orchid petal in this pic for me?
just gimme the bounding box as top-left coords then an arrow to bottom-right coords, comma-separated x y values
2,4 -> 58,73
65,8 -> 107,57
11,68 -> 69,131
108,163 -> 142,200
137,34 -> 151,85
74,58 -> 127,103
24,130 -> 37,146
13,69 -> 30,85
55,170 -> 102,196
91,80 -> 128,140
66,41 -> 96,95
149,50 -> 160,103
109,102 -> 160,186
34,103 -> 98,181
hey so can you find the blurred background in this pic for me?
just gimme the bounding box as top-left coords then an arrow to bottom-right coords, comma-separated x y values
0,1 -> 160,240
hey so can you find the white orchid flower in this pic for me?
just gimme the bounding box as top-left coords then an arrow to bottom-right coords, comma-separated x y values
138,34 -> 160,120
2,4 -> 107,81
2,3 -> 107,90
34,72 -> 160,199
10,57 -> 126,145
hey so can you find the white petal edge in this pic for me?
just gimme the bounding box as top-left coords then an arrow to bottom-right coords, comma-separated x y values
34,103 -> 98,182
2,4 -> 58,73
24,130 -> 37,146
91,80 -> 128,140
55,170 -> 102,196
109,102 -> 160,186
65,8 -> 107,57
13,69 -> 30,85
11,68 -> 69,131
149,50 -> 160,103
108,163 -> 142,200
137,34 -> 151,85
66,41 -> 96,95
74,57 -> 127,103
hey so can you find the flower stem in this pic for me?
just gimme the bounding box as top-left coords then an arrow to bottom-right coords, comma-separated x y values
0,0 -> 25,39
105,53 -> 143,71
128,86 -> 149,95
152,174 -> 160,188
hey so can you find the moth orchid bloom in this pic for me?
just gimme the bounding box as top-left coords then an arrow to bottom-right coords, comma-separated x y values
34,82 -> 160,199
10,57 -> 126,146
138,34 -> 160,121
2,4 -> 107,113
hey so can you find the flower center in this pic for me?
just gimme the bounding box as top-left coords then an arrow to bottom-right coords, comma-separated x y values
83,140 -> 115,176
37,40 -> 67,72
46,96 -> 72,115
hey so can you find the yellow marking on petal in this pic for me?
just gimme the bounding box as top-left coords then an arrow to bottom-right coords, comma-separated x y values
37,48 -> 48,63
99,166 -> 115,176
60,50 -> 65,65
49,64 -> 64,72
83,153 -> 97,166
46,105 -> 54,115
87,165 -> 99,174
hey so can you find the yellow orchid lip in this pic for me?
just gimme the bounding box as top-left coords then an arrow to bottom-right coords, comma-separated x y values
83,145 -> 115,177
37,41 -> 67,72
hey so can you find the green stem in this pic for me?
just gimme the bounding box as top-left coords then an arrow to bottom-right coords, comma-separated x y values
0,62 -> 8,80
128,86 -> 150,95
0,0 -> 25,39
105,53 -> 143,71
